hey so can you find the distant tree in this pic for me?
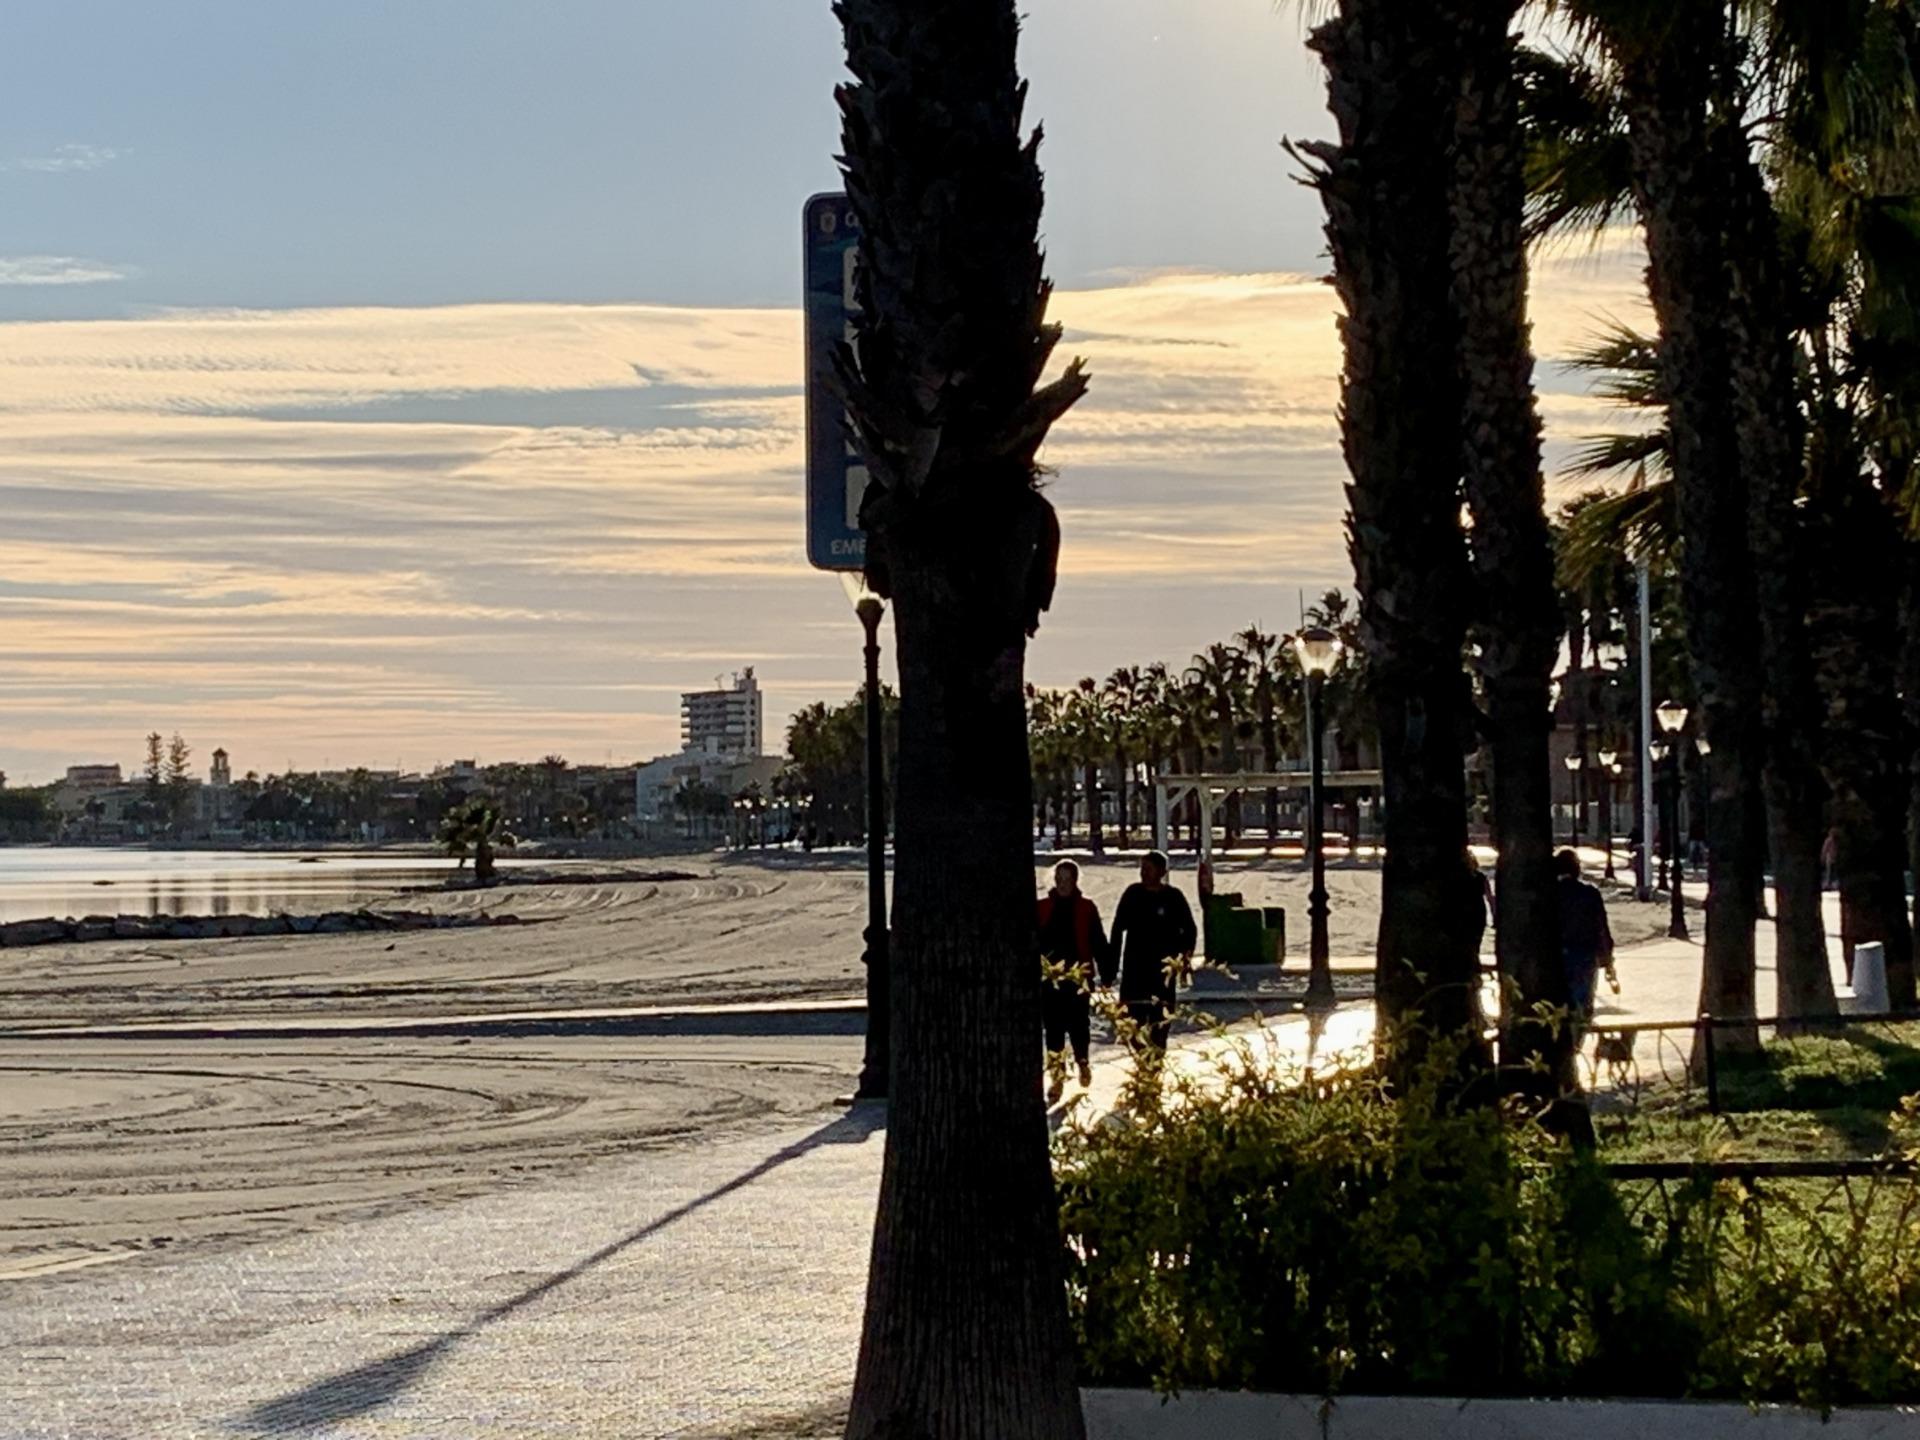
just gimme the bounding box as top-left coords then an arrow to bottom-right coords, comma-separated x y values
164,734 -> 193,829
143,733 -> 165,810
439,797 -> 514,885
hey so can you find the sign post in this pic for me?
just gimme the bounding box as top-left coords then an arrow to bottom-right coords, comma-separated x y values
803,193 -> 867,572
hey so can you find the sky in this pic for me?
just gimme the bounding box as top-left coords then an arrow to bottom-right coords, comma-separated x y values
0,1 -> 1648,784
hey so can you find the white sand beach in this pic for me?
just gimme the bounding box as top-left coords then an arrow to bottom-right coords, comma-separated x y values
0,848 -> 1667,1279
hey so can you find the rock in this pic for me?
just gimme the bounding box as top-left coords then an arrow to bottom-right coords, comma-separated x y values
288,915 -> 320,934
1,919 -> 66,947
73,917 -> 117,943
112,915 -> 171,940
248,915 -> 292,936
168,917 -> 224,940
314,913 -> 354,934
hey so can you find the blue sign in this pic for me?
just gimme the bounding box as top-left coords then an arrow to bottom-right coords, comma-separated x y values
804,192 -> 867,571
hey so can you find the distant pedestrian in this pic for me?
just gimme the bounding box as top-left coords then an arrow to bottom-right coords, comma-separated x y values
1557,848 -> 1616,1039
1037,861 -> 1106,1104
1102,850 -> 1197,1075
1466,851 -> 1494,937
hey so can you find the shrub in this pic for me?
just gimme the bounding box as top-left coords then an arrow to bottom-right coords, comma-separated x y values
1055,1035 -> 1920,1408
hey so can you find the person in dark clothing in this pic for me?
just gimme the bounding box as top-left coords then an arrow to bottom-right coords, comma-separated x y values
1557,848 -> 1616,1038
1101,850 -> 1197,1074
1037,860 -> 1106,1103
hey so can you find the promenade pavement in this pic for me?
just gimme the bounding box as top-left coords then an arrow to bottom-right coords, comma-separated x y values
2,886 -> 1843,1439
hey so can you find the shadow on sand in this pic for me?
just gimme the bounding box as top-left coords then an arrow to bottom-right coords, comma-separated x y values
233,1105 -> 885,1435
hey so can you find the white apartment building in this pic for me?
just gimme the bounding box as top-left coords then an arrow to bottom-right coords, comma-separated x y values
680,668 -> 763,759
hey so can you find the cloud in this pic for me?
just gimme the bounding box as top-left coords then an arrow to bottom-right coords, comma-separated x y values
0,254 -> 1648,780
0,255 -> 129,286
5,143 -> 124,174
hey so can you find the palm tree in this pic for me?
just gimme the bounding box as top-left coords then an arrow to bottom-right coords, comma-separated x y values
1234,625 -> 1288,844
1534,3 -> 1920,1014
1102,665 -> 1145,849
1296,1 -> 1485,1054
830,2 -> 1090,1432
439,798 -> 513,886
1443,0 -> 1566,1081
1533,4 -> 1766,1052
1071,678 -> 1107,853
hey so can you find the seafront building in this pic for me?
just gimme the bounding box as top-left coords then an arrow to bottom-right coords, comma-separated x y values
634,667 -> 780,824
680,669 -> 763,760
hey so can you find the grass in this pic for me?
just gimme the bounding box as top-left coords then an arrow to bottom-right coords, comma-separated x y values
1596,1020 -> 1920,1164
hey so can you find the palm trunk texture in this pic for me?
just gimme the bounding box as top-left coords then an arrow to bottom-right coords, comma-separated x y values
1718,118 -> 1835,1020
1810,463 -> 1916,1008
1618,19 -> 1763,1054
1304,2 -> 1482,1054
832,3 -> 1089,1435
1445,0 -> 1567,1083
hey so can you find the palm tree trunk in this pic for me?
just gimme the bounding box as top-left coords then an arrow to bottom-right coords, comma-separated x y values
1811,466 -> 1915,1008
833,2 -> 1087,1433
1718,112 -> 1835,1020
1903,543 -> 1920,959
1304,0 -> 1482,1054
852,566 -> 1082,1439
1083,761 -> 1103,853
1618,18 -> 1762,1054
1444,0 -> 1566,1079
1113,745 -> 1131,850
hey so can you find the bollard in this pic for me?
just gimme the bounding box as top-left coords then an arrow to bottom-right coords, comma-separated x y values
1853,942 -> 1890,1013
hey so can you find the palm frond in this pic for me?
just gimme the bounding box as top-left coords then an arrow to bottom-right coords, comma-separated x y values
1555,478 -> 1676,589
1518,44 -> 1636,243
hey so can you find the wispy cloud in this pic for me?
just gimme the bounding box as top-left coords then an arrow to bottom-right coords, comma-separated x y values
5,142 -> 124,174
0,255 -> 129,287
0,248 -> 1649,780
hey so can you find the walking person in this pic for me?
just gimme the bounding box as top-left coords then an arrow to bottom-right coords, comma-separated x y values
1037,861 -> 1106,1104
1101,850 -> 1197,1082
1556,848 -> 1616,1042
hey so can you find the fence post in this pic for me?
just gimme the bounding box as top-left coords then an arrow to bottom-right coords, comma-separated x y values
1699,1011 -> 1719,1114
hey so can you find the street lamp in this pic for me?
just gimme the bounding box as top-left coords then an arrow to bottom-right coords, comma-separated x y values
1655,701 -> 1690,941
1598,749 -> 1618,879
840,572 -> 891,1100
1648,741 -> 1670,888
1563,752 -> 1585,849
1294,626 -> 1344,1009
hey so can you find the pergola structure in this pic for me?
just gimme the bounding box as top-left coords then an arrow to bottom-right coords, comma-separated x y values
1153,770 -> 1384,861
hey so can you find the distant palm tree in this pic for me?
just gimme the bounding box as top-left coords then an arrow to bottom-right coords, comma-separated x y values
1102,665 -> 1146,848
439,798 -> 514,886
1233,626 -> 1287,843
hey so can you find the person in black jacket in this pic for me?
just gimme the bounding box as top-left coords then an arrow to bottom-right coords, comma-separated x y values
1037,860 -> 1107,1103
1101,850 -> 1197,1072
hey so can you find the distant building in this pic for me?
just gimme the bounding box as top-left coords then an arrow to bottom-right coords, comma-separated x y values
64,764 -> 123,790
209,748 -> 231,789
680,669 -> 763,759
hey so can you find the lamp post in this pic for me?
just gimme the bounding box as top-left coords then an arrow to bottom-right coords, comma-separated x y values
1294,626 -> 1344,1009
1655,700 -> 1690,941
1564,752 -> 1585,850
1598,749 -> 1618,879
1648,741 -> 1670,889
842,573 -> 890,1100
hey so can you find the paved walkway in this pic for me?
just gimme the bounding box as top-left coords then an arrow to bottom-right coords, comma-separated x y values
1,890 -> 1850,1439
6,1111 -> 883,1438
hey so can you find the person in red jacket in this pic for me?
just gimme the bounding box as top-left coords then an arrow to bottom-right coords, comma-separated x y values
1037,860 -> 1107,1103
